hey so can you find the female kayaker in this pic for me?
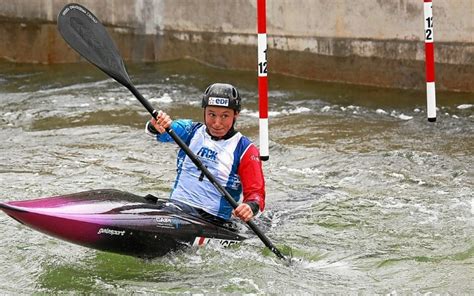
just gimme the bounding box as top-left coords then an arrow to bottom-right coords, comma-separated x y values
146,83 -> 265,224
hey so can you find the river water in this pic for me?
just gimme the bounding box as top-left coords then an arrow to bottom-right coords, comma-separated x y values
0,59 -> 472,294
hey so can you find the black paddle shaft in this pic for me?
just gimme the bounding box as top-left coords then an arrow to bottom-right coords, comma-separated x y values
57,3 -> 287,261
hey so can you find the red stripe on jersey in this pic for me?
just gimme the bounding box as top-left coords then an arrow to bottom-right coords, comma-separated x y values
238,144 -> 266,211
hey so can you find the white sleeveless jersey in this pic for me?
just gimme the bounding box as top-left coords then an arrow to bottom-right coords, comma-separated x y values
157,121 -> 253,220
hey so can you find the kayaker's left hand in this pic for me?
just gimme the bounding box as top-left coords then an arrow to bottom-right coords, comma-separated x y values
151,110 -> 172,134
233,203 -> 253,222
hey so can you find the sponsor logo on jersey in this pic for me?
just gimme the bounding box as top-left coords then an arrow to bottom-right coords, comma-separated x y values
227,175 -> 241,190
250,155 -> 260,162
208,97 -> 229,107
197,147 -> 218,161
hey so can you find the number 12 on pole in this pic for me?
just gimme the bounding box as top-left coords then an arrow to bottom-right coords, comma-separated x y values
257,0 -> 269,160
424,0 -> 436,122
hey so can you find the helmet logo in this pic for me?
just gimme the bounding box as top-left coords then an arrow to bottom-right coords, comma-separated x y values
208,97 -> 229,107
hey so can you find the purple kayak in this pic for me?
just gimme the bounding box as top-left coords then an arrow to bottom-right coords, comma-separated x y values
0,189 -> 246,258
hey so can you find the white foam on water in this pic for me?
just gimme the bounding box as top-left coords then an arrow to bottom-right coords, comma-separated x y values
268,110 -> 281,117
390,110 -> 413,120
149,93 -> 173,104
240,109 -> 282,118
284,166 -> 321,175
390,172 -> 405,180
457,104 -> 472,110
299,257 -> 354,272
282,107 -> 311,114
321,106 -> 331,112
228,277 -> 262,294
268,90 -> 290,98
398,114 -> 413,120
36,79 -> 111,94
239,109 -> 258,118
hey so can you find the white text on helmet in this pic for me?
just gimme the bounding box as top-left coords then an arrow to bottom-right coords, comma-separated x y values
208,97 -> 229,107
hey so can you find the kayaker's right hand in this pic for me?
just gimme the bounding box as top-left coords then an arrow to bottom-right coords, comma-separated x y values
151,110 -> 172,134
233,203 -> 254,222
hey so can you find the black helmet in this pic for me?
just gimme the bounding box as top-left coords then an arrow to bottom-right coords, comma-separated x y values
201,83 -> 241,112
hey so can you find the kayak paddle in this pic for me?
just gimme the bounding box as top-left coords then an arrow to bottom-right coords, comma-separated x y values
57,3 -> 288,261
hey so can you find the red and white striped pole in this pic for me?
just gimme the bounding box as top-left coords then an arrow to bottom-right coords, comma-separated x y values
257,0 -> 269,160
424,0 -> 436,122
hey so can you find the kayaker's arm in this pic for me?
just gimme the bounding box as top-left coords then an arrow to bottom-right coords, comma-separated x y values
145,112 -> 198,143
237,143 -> 266,217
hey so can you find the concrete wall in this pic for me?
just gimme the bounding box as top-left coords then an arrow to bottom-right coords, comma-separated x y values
0,0 -> 473,92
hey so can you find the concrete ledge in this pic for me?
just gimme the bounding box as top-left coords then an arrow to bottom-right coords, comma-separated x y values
1,0 -> 473,92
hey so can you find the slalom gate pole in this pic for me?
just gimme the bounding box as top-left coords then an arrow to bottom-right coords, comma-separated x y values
257,0 -> 269,160
424,0 -> 437,122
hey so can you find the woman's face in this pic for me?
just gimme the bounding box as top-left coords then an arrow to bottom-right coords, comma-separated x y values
204,106 -> 239,138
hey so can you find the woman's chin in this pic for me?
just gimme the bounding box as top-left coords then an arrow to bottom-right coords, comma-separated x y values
210,130 -> 225,137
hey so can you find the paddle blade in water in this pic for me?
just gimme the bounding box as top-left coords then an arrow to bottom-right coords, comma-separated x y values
57,3 -> 131,86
